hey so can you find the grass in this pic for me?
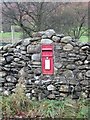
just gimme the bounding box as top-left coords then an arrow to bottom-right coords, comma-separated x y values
1,96 -> 89,119
0,96 -> 2,119
0,32 -> 22,39
0,32 -> 89,43
79,35 -> 89,43
0,81 -> 89,119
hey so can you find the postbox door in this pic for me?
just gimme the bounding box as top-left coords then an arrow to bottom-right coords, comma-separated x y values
41,44 -> 54,74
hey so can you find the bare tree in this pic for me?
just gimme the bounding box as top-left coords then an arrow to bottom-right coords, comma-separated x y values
72,3 -> 88,39
2,2 -> 88,39
2,2 -> 61,37
47,2 -> 88,39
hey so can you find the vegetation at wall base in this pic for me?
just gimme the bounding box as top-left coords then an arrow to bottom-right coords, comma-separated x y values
0,81 -> 89,119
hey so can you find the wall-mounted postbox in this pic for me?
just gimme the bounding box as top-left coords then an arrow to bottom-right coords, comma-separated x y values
41,44 -> 54,75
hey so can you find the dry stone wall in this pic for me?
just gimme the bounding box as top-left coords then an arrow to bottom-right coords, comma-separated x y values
0,29 -> 90,100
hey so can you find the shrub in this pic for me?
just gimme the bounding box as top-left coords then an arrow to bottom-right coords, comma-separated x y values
1,80 -> 31,119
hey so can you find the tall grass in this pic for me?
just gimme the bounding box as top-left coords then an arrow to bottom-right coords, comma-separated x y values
0,81 -> 89,119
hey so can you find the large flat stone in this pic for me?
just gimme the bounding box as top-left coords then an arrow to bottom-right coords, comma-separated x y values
63,44 -> 73,51
52,36 -> 60,42
48,94 -> 55,99
27,45 -> 35,54
86,70 -> 90,77
59,85 -> 69,92
5,55 -> 13,62
6,75 -> 17,83
66,64 -> 76,70
22,38 -> 31,46
31,54 -> 41,61
0,72 -> 6,77
63,70 -> 74,79
45,29 -> 56,38
41,39 -> 53,44
61,36 -> 72,43
55,63 -> 62,69
47,84 -> 55,91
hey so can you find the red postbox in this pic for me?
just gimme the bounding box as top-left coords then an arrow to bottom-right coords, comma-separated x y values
41,44 -> 54,75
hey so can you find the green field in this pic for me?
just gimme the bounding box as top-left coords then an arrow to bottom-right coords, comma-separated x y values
0,32 -> 89,43
80,35 -> 89,43
0,32 -> 22,39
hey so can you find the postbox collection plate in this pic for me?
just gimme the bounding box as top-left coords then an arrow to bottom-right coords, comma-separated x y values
45,59 -> 50,70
